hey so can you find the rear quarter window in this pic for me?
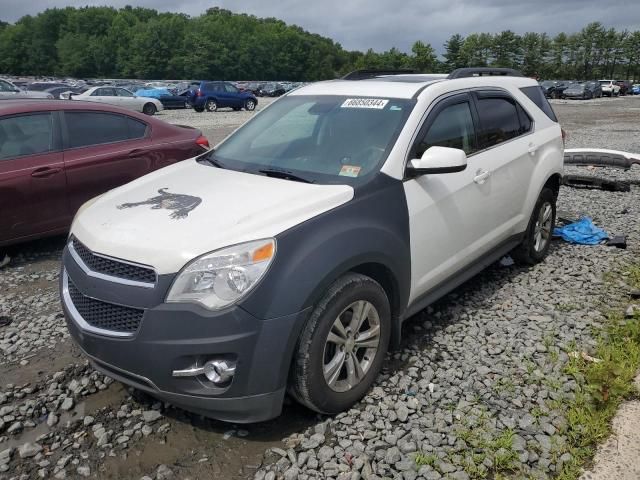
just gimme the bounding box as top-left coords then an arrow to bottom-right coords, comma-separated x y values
520,86 -> 558,122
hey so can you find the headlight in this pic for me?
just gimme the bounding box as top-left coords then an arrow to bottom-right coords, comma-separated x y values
166,239 -> 275,310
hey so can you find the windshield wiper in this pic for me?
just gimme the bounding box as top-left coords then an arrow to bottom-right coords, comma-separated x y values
259,168 -> 314,183
198,153 -> 226,169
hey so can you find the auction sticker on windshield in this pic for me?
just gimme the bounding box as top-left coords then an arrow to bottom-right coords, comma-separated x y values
341,98 -> 389,109
339,165 -> 362,177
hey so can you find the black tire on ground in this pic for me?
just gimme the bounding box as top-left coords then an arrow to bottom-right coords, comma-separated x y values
142,103 -> 157,115
205,99 -> 217,112
512,187 -> 556,265
194,106 -> 204,113
289,273 -> 391,414
244,99 -> 256,111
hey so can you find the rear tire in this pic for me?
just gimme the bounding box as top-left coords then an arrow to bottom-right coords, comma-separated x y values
290,273 -> 390,414
512,187 -> 556,265
194,106 -> 204,113
142,103 -> 157,116
205,99 -> 217,112
245,99 -> 256,111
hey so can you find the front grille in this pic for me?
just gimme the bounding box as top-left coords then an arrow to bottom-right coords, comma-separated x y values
71,238 -> 156,284
67,277 -> 144,334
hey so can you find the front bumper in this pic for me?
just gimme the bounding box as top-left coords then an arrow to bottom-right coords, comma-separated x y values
60,246 -> 309,423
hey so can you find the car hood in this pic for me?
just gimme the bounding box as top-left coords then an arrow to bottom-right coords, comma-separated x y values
71,159 -> 354,274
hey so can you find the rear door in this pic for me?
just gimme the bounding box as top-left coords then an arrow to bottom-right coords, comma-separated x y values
0,111 -> 68,244
469,90 -> 536,239
61,111 -> 153,216
223,83 -> 242,108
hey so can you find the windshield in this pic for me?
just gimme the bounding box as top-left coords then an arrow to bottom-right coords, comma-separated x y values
207,95 -> 414,184
541,81 -> 555,87
599,81 -> 610,85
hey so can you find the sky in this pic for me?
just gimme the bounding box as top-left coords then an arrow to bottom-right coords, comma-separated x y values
2,0 -> 639,53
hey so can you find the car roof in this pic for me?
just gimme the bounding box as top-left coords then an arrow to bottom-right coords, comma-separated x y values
0,99 -> 146,117
290,74 -> 538,100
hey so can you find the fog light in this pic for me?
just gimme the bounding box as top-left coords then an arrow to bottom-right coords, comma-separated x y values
203,359 -> 236,384
172,358 -> 236,386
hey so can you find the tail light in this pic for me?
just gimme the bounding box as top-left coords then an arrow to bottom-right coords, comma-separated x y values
196,135 -> 210,149
196,89 -> 204,97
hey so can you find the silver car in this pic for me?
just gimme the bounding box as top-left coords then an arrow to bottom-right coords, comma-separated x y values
0,78 -> 54,100
71,86 -> 164,115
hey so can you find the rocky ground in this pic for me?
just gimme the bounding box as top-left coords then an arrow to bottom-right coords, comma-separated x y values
1,95 -> 639,480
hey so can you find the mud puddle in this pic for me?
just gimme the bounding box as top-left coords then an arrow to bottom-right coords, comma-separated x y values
99,401 -> 317,480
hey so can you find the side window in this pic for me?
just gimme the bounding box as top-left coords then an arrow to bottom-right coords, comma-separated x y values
90,89 -> 102,96
224,83 -> 238,93
475,96 -> 527,149
520,86 -> 558,122
0,113 -> 54,160
65,112 -> 134,148
127,118 -> 148,139
116,89 -> 134,97
0,80 -> 15,92
516,104 -> 532,134
414,101 -> 476,157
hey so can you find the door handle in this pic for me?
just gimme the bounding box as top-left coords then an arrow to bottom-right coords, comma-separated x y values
31,167 -> 61,178
527,143 -> 538,155
473,169 -> 490,184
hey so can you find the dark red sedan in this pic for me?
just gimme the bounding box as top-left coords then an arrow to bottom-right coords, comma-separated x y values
0,99 -> 209,248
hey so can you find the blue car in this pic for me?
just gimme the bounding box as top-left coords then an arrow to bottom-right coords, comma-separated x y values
632,84 -> 640,95
191,81 -> 258,113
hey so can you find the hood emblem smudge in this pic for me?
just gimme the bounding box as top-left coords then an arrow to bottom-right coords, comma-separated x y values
117,188 -> 202,220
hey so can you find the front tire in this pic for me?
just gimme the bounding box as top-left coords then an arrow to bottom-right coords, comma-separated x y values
205,99 -> 218,112
142,103 -> 157,115
290,273 -> 391,414
245,99 -> 256,111
512,187 -> 556,265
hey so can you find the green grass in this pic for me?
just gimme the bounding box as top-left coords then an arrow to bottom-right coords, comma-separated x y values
555,264 -> 640,480
414,452 -> 438,467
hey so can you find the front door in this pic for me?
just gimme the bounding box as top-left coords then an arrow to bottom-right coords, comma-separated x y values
403,93 -> 493,303
0,112 -> 68,244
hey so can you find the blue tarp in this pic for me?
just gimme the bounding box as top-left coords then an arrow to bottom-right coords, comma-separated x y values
553,217 -> 609,245
135,88 -> 172,98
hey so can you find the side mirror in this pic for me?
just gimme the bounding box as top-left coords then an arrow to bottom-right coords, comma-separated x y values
406,146 -> 467,177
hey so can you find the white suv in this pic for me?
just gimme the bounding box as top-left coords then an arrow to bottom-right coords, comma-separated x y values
599,79 -> 621,97
60,68 -> 564,422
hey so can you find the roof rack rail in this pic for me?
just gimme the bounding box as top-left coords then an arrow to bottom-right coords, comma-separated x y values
342,69 -> 419,80
447,68 -> 525,79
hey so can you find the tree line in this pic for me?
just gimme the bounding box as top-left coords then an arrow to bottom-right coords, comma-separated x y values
0,7 -> 638,82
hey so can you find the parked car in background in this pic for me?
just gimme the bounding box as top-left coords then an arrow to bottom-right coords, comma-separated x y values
257,82 -> 286,97
45,86 -> 88,99
615,80 -> 632,96
598,80 -> 620,97
135,88 -> 191,109
632,84 -> 640,95
540,80 -> 570,99
191,81 -> 258,112
584,81 -> 603,98
0,78 -> 54,100
0,99 -> 209,248
27,82 -> 70,92
563,83 -> 594,99
71,87 -> 164,115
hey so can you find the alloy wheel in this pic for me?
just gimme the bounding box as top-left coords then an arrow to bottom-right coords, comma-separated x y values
534,202 -> 553,252
322,300 -> 381,393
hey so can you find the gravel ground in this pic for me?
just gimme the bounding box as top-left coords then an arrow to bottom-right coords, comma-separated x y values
1,95 -> 639,480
